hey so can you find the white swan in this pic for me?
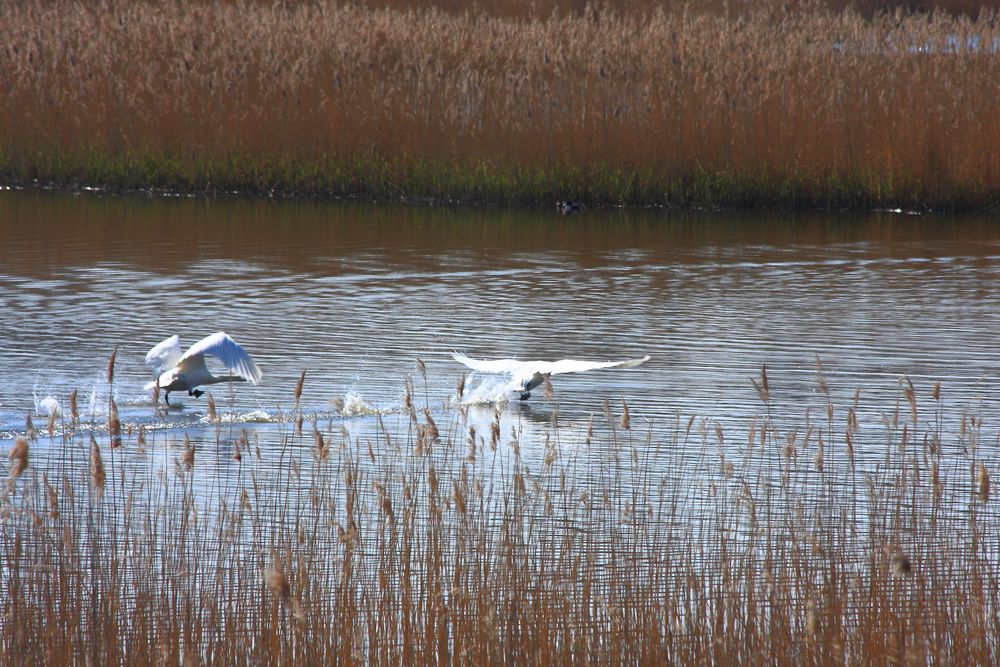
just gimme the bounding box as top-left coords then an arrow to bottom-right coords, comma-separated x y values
451,352 -> 650,400
145,332 -> 262,405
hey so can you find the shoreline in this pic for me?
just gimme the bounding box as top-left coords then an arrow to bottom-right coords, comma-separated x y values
1,166 -> 994,216
4,3 -> 1000,215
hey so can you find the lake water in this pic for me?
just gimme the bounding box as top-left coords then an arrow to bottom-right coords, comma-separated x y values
4,190 -> 1000,660
1,190 -> 999,476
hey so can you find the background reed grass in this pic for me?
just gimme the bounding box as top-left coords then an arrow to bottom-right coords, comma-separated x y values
2,1 -> 1000,209
0,365 -> 997,664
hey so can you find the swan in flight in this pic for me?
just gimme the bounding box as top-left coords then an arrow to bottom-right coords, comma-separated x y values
145,332 -> 262,405
451,352 -> 650,400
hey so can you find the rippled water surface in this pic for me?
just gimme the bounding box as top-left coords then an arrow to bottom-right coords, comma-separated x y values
5,190 -> 1000,663
2,191 -> 1000,464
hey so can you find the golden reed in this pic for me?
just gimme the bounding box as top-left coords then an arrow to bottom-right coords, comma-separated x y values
1,1 -> 999,208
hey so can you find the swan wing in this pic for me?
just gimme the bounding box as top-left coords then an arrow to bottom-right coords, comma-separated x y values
450,352 -> 536,376
452,352 -> 650,378
145,335 -> 183,376
544,355 -> 651,376
180,332 -> 262,384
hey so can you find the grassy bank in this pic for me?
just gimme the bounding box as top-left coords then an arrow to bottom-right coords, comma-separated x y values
1,361 -> 997,664
2,1 -> 1000,209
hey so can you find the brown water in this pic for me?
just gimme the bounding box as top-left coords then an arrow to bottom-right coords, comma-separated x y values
2,190 -> 999,461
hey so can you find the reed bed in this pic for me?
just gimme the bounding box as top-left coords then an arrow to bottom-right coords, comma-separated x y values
2,1 -> 1000,209
0,361 -> 997,665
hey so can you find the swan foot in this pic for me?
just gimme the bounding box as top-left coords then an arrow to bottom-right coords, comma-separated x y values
518,391 -> 532,401
189,389 -> 204,398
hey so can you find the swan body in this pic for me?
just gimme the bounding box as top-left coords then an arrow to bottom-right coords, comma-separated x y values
451,352 -> 649,400
145,332 -> 262,405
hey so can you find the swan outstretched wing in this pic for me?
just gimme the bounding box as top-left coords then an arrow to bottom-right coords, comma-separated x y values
180,332 -> 262,384
145,335 -> 183,376
544,355 -> 650,376
451,352 -> 650,377
451,352 -> 533,375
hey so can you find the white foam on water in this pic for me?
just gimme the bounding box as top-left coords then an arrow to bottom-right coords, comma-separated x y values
33,393 -> 62,418
461,377 -> 512,406
218,409 -> 274,424
341,392 -> 379,417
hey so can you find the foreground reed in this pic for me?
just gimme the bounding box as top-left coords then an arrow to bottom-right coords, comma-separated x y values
2,1 -> 1000,209
0,367 -> 997,665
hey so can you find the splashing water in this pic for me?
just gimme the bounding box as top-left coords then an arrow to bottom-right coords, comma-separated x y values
341,392 -> 379,417
461,377 -> 512,405
33,393 -> 62,418
217,410 -> 274,424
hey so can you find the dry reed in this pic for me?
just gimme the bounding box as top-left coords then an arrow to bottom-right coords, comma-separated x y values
0,365 -> 998,664
1,1 -> 999,209
89,436 -> 106,493
7,437 -> 28,480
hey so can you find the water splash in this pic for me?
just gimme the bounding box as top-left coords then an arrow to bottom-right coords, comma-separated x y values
218,410 -> 274,424
341,392 -> 379,417
461,377 -> 512,405
30,379 -> 117,421
33,393 -> 63,418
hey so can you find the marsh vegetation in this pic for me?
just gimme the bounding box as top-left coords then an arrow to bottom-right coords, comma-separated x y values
1,357 -> 997,664
2,1 -> 1000,208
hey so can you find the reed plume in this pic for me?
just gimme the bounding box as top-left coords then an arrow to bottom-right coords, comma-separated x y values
294,370 -> 306,404
265,556 -> 291,601
465,425 -> 477,463
42,472 -> 58,519
752,364 -> 771,403
8,437 -> 28,480
89,436 -> 105,494
69,388 -> 79,426
892,550 -> 913,577
108,399 -> 121,448
314,429 -> 328,462
805,598 -> 820,636
178,435 -> 194,471
978,462 -> 990,503
106,345 -> 117,384
423,409 -> 440,443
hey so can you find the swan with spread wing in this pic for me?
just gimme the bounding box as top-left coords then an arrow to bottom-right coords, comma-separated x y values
451,351 -> 650,400
145,332 -> 262,405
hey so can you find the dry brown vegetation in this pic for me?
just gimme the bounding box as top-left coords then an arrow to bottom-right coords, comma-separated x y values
1,1 -> 1000,208
1,359 -> 998,664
